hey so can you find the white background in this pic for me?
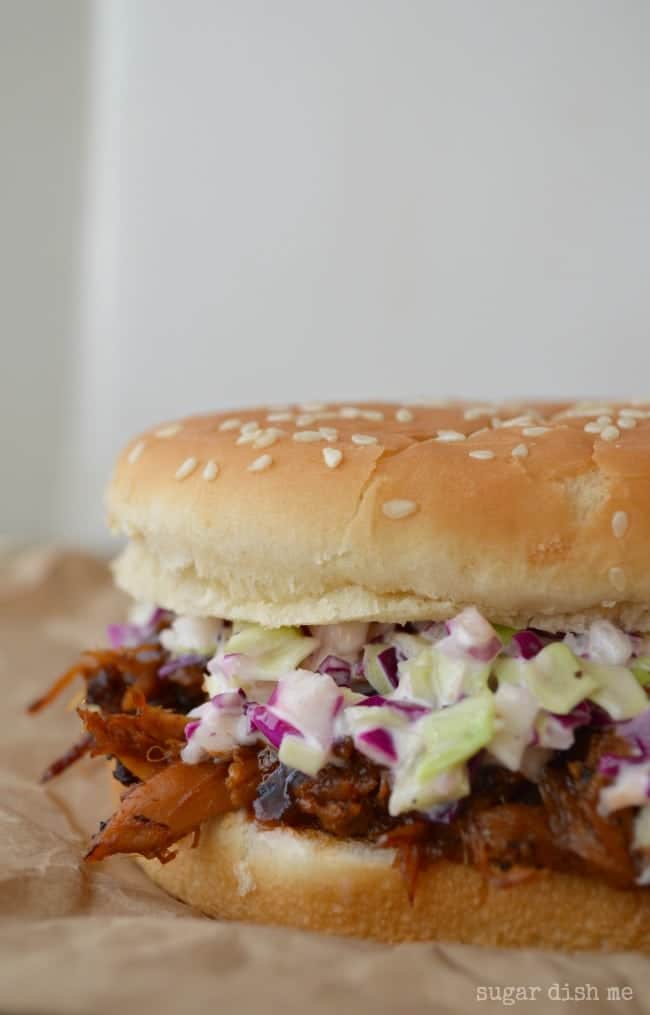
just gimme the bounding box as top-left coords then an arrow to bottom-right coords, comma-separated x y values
2,0 -> 650,549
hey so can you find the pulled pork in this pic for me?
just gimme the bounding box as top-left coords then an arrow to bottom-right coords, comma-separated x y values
31,644 -> 644,891
86,761 -> 239,863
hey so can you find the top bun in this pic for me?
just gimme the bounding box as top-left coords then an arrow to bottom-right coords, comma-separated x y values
108,400 -> 650,632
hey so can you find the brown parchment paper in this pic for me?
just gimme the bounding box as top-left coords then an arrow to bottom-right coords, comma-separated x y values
1,547 -> 648,1015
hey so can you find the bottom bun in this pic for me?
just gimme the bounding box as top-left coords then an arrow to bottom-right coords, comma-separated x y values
132,809 -> 650,950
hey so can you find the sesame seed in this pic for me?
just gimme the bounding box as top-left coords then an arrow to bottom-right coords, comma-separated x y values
202,460 -> 219,481
295,413 -> 317,426
240,421 -> 260,435
500,415 -> 535,428
175,457 -> 198,480
600,425 -> 620,442
601,600 -> 617,608
127,440 -> 146,464
360,409 -> 384,421
293,430 -> 324,443
597,416 -> 612,426
564,406 -> 613,418
619,408 -> 647,418
322,447 -> 342,469
395,408 -> 414,423
351,433 -> 378,446
253,428 -> 284,449
155,423 -> 182,438
611,511 -> 629,539
618,417 -> 637,430
522,427 -> 549,437
339,407 -> 361,419
609,566 -> 626,592
218,418 -> 241,431
382,499 -> 418,519
266,412 -> 293,422
511,443 -> 528,458
464,406 -> 494,421
248,454 -> 273,472
435,430 -> 466,442
319,427 -> 338,441
300,401 -> 327,412
468,450 -> 495,460
236,430 -> 262,445
584,422 -> 603,434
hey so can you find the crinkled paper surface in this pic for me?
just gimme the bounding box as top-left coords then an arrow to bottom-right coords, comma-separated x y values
0,547 -> 648,1014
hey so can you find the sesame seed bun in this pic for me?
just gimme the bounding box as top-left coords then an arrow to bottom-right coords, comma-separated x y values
133,806 -> 650,950
107,400 -> 650,632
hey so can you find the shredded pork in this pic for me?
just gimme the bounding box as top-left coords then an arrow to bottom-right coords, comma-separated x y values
32,642 -> 647,893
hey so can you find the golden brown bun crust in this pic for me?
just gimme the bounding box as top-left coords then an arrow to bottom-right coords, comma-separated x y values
134,809 -> 650,950
107,400 -> 650,631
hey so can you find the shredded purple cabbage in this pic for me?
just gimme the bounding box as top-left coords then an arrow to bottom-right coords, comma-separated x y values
158,654 -> 208,677
468,637 -> 503,662
588,702 -> 614,726
440,609 -> 502,662
317,655 -> 352,686
597,708 -> 650,777
511,630 -> 544,659
616,707 -> 650,756
551,700 -> 594,730
249,704 -> 301,749
211,689 -> 247,711
106,608 -> 170,649
376,646 -> 399,687
106,623 -> 146,649
356,694 -> 430,720
266,685 -> 280,707
184,720 -> 201,740
358,727 -> 397,763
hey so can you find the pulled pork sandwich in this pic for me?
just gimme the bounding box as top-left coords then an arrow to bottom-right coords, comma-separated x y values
31,400 -> 650,949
